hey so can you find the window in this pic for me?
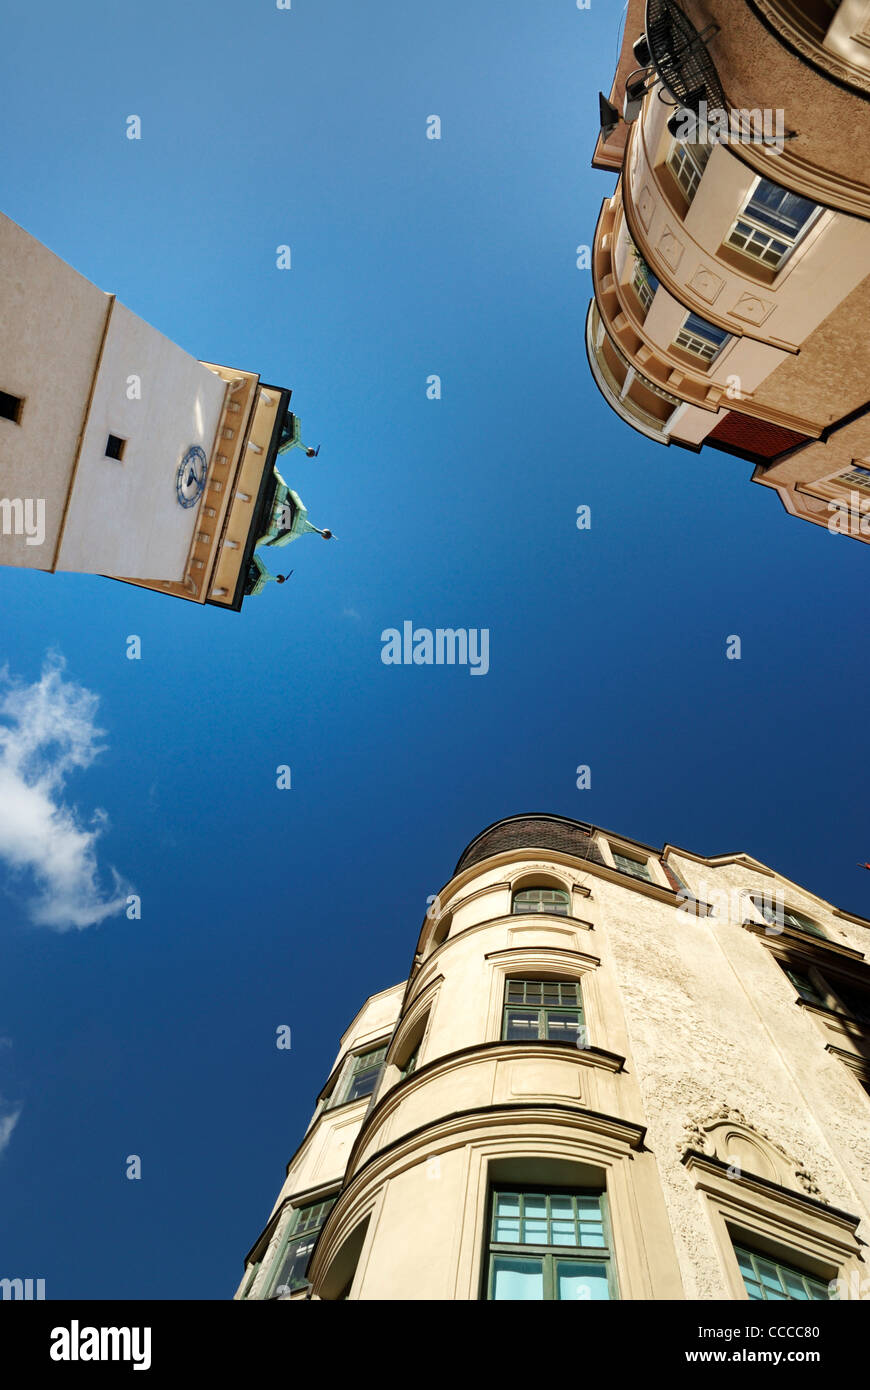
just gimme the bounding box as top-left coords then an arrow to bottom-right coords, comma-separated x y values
611,850 -> 653,882
632,256 -> 660,316
105,434 -> 126,461
267,1197 -> 336,1297
502,979 -> 585,1046
673,312 -> 730,364
487,1189 -> 615,1301
839,464 -> 870,493
330,1045 -> 387,1107
238,1261 -> 260,1299
666,138 -> 711,203
511,887 -> 570,916
733,1244 -> 831,1301
750,895 -> 826,939
829,982 -> 870,1026
0,391 -> 23,424
399,1042 -> 420,1079
725,178 -> 819,271
780,960 -> 870,1023
782,964 -> 826,1007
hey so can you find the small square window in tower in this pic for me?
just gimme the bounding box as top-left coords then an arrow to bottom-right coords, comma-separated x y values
0,390 -> 23,424
105,434 -> 126,461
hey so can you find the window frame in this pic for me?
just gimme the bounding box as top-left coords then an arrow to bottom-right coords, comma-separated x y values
485,1186 -> 618,1302
724,177 -> 821,273
837,464 -> 870,494
328,1043 -> 388,1110
399,1041 -> 420,1079
511,886 -> 571,917
610,847 -> 654,883
733,1242 -> 832,1301
672,311 -> 731,365
665,136 -> 711,205
501,978 -> 586,1047
750,894 -> 827,940
265,1196 -> 337,1298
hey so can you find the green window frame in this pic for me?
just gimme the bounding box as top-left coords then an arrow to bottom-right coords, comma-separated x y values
782,964 -> 826,1007
502,979 -> 585,1047
266,1197 -> 337,1297
611,849 -> 653,882
734,1244 -> 831,1301
238,1260 -> 260,1299
487,1189 -> 616,1301
399,1042 -> 420,1079
751,895 -> 826,940
330,1045 -> 387,1108
512,887 -> 570,916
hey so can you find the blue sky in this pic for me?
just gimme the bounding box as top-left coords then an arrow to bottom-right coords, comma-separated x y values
0,0 -> 867,1298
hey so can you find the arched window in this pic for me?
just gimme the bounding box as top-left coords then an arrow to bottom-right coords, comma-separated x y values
512,887 -> 570,917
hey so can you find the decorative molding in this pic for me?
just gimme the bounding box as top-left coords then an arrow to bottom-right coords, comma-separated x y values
657,226 -> 684,272
688,266 -> 724,304
730,292 -> 774,327
637,184 -> 655,230
678,1104 -> 823,1200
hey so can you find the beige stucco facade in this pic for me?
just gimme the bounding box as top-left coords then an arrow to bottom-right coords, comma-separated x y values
0,211 -> 296,608
589,0 -> 870,542
237,815 -> 870,1301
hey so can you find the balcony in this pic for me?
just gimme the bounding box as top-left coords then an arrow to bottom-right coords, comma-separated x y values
586,302 -> 686,442
644,0 -> 725,109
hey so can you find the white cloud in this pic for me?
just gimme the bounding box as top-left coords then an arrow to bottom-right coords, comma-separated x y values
0,1104 -> 21,1157
0,655 -> 131,930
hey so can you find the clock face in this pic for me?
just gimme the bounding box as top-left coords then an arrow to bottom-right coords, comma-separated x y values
176,445 -> 208,508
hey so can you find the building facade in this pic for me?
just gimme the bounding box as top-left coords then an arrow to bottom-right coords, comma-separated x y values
589,0 -> 870,542
0,210 -> 323,609
237,813 -> 870,1301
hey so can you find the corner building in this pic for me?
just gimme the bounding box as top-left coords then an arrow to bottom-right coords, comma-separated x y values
237,815 -> 870,1300
589,0 -> 870,541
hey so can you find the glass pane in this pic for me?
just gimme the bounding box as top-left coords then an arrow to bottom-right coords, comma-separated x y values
549,1196 -> 576,1246
273,1236 -> 317,1295
504,1009 -> 539,1041
545,1012 -> 583,1044
491,1256 -> 543,1301
522,1194 -> 547,1244
494,1194 -> 520,1242
577,1196 -> 606,1247
757,1257 -> 784,1292
346,1069 -> 379,1101
734,1245 -> 829,1302
781,1270 -> 810,1299
784,909 -> 825,939
746,180 -> 816,236
557,1261 -> 611,1301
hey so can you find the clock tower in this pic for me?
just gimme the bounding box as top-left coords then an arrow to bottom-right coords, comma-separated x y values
0,210 -> 311,611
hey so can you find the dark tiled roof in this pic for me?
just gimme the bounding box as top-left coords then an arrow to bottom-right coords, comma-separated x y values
455,816 -> 607,874
706,411 -> 810,461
